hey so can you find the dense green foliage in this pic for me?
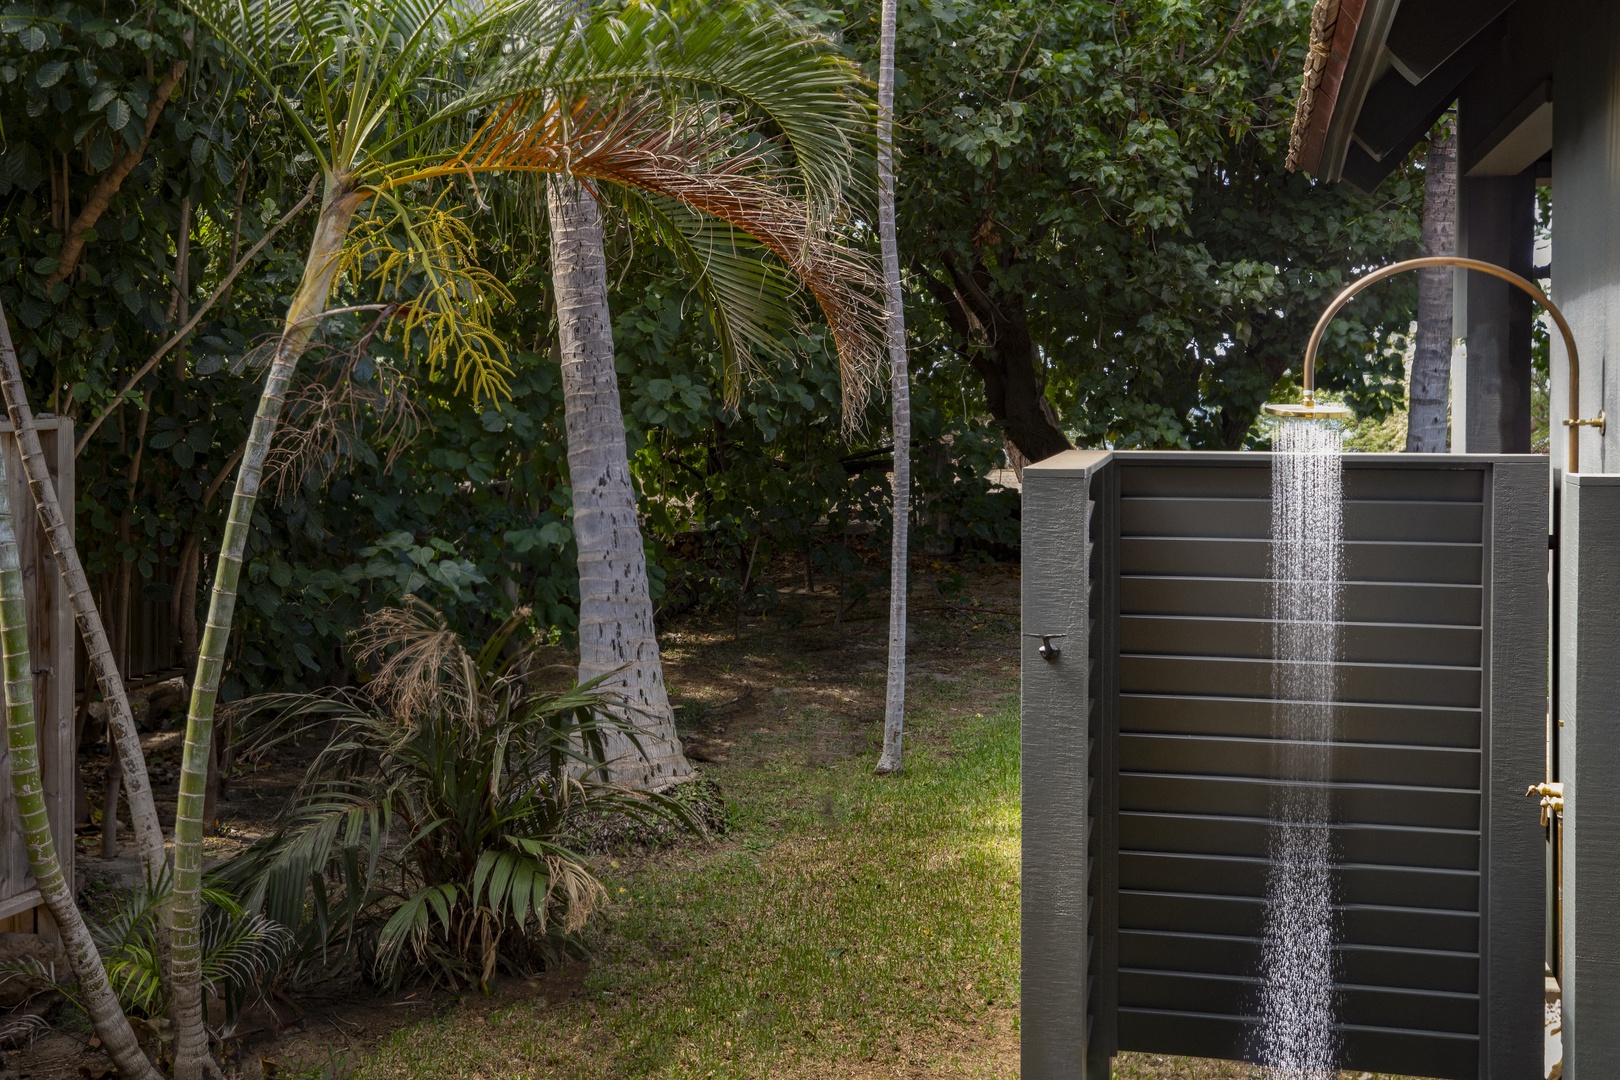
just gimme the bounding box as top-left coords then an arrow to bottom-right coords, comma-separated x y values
0,0 -> 1422,697
841,0 -> 1422,452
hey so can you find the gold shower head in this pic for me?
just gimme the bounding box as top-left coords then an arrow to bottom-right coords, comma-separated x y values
1262,394 -> 1352,421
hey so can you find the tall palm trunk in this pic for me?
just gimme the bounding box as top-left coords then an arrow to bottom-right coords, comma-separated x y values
547,175 -> 691,789
875,0 -> 910,776
0,453 -> 164,1080
0,308 -> 165,877
169,184 -> 366,1080
1408,126 -> 1456,452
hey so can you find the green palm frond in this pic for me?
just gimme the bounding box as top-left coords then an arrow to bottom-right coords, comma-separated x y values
375,882 -> 458,968
336,195 -> 515,402
486,0 -> 868,218
391,98 -> 883,416
616,188 -> 804,406
183,0 -> 519,174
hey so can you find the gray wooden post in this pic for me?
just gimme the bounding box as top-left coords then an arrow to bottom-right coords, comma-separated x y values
1559,473 -> 1620,1077
1022,449 -> 1112,1079
1481,460 -> 1548,1078
1454,171 -> 1536,454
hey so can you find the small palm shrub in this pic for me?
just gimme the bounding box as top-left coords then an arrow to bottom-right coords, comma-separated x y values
20,873 -> 288,1055
219,599 -> 696,990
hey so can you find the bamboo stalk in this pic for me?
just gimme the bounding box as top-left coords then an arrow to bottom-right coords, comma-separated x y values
0,448 -> 163,1080
167,185 -> 366,1080
0,305 -> 167,877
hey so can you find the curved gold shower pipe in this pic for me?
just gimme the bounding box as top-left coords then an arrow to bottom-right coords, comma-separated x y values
1265,255 -> 1603,475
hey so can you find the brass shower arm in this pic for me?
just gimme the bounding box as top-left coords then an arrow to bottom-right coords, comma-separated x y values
1294,256 -> 1596,474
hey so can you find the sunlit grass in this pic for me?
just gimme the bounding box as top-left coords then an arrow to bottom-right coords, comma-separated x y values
355,685 -> 1022,1079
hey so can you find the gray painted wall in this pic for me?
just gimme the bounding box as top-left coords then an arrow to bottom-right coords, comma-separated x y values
1559,474 -> 1620,1078
1482,461 -> 1549,1079
1552,0 -> 1620,473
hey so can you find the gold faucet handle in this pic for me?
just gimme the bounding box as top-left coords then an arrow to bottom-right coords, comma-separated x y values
1563,410 -> 1607,435
1527,782 -> 1565,827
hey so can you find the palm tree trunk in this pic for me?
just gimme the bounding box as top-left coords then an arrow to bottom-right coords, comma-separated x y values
0,452 -> 163,1080
169,185 -> 365,1080
1408,125 -> 1457,452
0,306 -> 166,877
875,0 -> 909,776
547,175 -> 691,789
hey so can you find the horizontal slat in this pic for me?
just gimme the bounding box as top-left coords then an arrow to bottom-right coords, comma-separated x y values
1123,694 -> 1481,749
1121,654 -> 1482,708
1123,575 -> 1482,625
1122,497 -> 1483,542
1118,969 -> 1479,1034
1117,461 -> 1486,503
1120,812 -> 1479,870
1120,732 -> 1481,788
1121,536 -> 1484,584
1120,773 -> 1482,829
0,890 -> 41,923
1119,890 -> 1480,953
1121,614 -> 1483,666
1119,930 -> 1479,994
1115,1008 -> 1479,1079
1119,851 -> 1480,910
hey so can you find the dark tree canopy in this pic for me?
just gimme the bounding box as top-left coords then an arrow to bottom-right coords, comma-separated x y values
0,0 -> 1426,696
842,0 -> 1423,455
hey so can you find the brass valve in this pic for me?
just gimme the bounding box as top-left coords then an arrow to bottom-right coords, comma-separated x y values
1563,410 -> 1608,435
1527,782 -> 1565,828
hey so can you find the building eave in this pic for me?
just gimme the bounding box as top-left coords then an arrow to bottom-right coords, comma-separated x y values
1286,0 -> 1402,181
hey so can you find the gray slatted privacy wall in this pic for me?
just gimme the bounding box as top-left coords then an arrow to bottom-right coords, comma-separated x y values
1022,451 -> 1547,1080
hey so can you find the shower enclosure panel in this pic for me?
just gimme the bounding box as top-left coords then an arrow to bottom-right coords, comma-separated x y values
1022,450 -> 1547,1080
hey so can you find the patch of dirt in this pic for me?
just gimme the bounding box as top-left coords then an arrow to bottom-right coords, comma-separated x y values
73,675 -> 334,887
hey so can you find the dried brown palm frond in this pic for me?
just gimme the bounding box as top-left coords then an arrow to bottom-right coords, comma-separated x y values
266,331 -> 426,501
384,97 -> 886,424
351,596 -> 480,725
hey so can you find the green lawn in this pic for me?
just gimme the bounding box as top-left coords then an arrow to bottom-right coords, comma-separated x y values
355,682 -> 1022,1079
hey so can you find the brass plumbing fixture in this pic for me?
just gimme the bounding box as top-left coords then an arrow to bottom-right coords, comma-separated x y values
1528,781 -> 1565,829
1264,256 -> 1601,474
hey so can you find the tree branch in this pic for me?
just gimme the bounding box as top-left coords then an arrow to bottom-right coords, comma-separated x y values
75,182 -> 319,457
46,55 -> 189,292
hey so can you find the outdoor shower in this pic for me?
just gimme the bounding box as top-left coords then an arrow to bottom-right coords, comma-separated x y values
1023,256 -> 1572,1079
1264,255 -> 1602,470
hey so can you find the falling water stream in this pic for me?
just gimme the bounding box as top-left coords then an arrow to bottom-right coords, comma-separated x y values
1257,418 -> 1344,1079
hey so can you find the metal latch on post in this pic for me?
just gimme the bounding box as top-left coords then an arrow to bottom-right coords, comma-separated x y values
1025,633 -> 1066,661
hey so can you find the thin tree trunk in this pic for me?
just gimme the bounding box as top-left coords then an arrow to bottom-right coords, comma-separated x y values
875,0 -> 909,777
172,197 -> 192,380
547,175 -> 692,789
1408,125 -> 1457,452
0,307 -> 166,879
46,56 -> 188,293
104,404 -> 145,859
169,185 -> 366,1080
0,452 -> 163,1080
175,539 -> 202,670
